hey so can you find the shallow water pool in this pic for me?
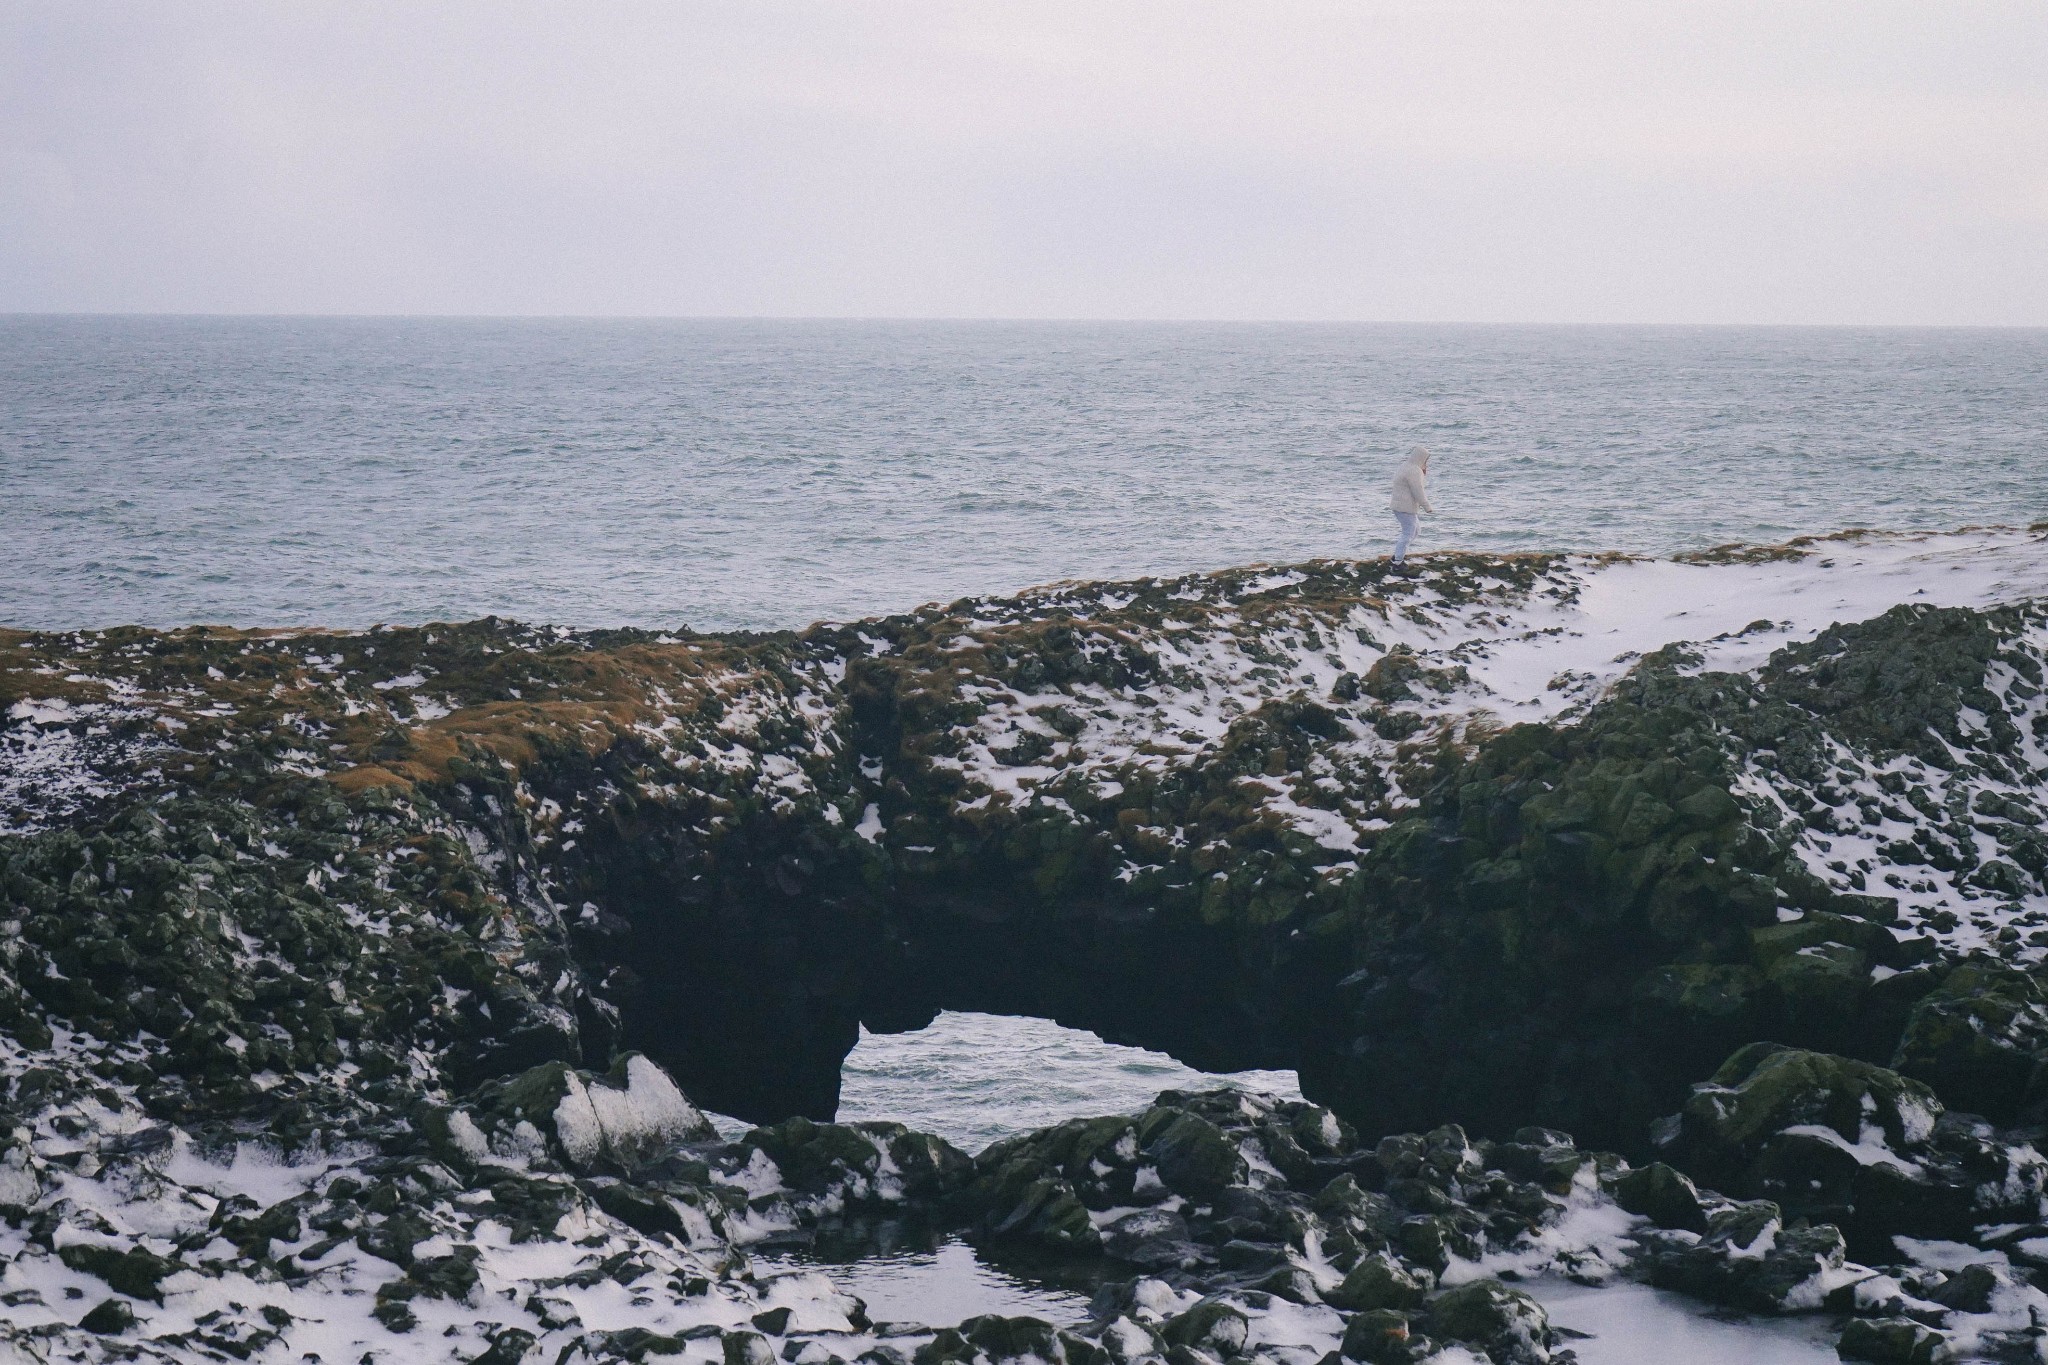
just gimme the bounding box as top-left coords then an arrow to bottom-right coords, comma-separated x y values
769,1239 -> 1093,1328
1528,1279 -> 1842,1364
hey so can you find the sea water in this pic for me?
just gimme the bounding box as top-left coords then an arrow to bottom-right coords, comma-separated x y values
3,317 -> 2044,633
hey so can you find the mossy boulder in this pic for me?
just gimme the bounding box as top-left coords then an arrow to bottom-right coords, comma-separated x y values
740,1115 -> 970,1206
1338,1309 -> 1418,1364
1326,1250 -> 1433,1311
1140,1109 -> 1247,1200
1891,965 -> 2048,1123
1611,1161 -> 1708,1233
1158,1299 -> 1249,1357
1836,1317 -> 1955,1364
1669,1045 -> 1941,1172
58,1244 -> 182,1303
1421,1279 -> 1555,1364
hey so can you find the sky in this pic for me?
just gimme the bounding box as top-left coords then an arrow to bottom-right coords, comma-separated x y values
2,2 -> 2044,324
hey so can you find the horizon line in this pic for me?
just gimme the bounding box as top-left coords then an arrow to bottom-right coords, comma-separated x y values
3,311 -> 2047,331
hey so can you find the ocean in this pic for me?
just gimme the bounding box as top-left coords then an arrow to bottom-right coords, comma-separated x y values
3,317 -> 2044,633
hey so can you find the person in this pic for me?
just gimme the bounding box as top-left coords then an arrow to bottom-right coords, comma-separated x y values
1389,445 -> 1434,571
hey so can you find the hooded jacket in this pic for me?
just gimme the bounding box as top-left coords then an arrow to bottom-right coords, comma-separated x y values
1390,447 -> 1434,515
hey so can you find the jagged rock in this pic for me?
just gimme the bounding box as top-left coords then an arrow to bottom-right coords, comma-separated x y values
1326,1251 -> 1433,1312
1338,1308 -> 1417,1363
1421,1279 -> 1556,1364
1891,966 -> 2048,1123
1159,1299 -> 1249,1356
1610,1161 -> 1708,1233
1836,1316 -> 1955,1364
77,1299 -> 136,1335
1656,1043 -> 2048,1252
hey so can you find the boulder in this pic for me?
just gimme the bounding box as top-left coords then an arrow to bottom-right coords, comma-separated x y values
1836,1317 -> 1954,1365
1159,1299 -> 1249,1357
453,1054 -> 714,1174
1326,1251 -> 1433,1312
57,1244 -> 181,1303
1611,1161 -> 1708,1233
1421,1279 -> 1556,1364
950,1316 -> 1102,1365
1099,1207 -> 1198,1269
1671,1045 -> 1941,1172
78,1299 -> 137,1335
1658,1043 -> 2048,1252
1642,1200 -> 1863,1314
1338,1308 -> 1416,1363
1142,1111 -> 1248,1200
739,1116 -> 970,1208
985,1176 -> 1100,1253
1891,966 -> 2048,1123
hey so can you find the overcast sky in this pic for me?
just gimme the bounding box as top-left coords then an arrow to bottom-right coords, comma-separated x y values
3,2 -> 2044,323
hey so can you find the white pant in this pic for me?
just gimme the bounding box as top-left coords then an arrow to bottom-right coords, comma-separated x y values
1393,510 -> 1418,562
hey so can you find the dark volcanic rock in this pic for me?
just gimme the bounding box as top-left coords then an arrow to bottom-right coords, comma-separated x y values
5,537 -> 2048,1362
1654,1043 -> 2048,1256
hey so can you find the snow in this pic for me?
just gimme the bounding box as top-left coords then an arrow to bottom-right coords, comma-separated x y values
1894,1237 -> 2010,1272
0,699 -> 158,834
1441,1167 -> 1642,1287
1778,1122 -> 1924,1176
934,527 -> 2048,860
551,1055 -> 706,1168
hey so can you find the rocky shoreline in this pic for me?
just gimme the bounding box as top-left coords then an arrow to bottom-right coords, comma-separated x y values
4,526 -> 2047,1363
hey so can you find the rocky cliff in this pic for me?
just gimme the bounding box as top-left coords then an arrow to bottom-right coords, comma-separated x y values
3,526 -> 2047,1363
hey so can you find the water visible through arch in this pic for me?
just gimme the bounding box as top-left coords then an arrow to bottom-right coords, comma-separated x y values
744,1011 -> 1298,1328
734,1014 -> 1840,1361
833,1011 -> 1304,1155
